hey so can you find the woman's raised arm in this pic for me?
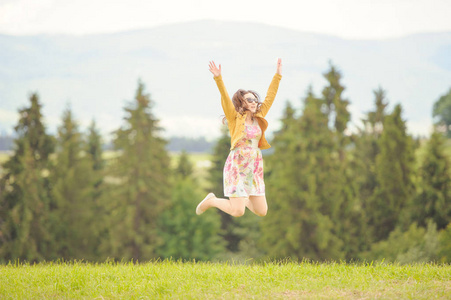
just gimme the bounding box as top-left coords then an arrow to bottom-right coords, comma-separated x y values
260,58 -> 283,117
209,61 -> 236,121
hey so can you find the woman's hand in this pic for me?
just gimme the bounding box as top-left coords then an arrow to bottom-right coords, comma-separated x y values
209,61 -> 221,77
276,58 -> 282,75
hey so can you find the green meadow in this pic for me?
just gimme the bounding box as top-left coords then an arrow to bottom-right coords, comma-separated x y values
1,144 -> 450,299
0,151 -> 11,165
1,260 -> 450,299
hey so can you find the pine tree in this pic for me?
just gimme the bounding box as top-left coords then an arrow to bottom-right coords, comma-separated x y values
87,120 -> 104,172
176,150 -> 193,179
432,87 -> 451,138
260,101 -> 298,260
0,143 -> 51,262
102,80 -> 171,261
85,119 -> 104,210
157,151 -> 224,260
352,87 -> 389,252
0,93 -> 54,262
321,62 -> 350,142
365,87 -> 388,137
320,64 -> 365,260
261,93 -> 344,260
413,131 -> 451,230
48,108 -> 98,260
85,120 -> 106,260
371,104 -> 415,242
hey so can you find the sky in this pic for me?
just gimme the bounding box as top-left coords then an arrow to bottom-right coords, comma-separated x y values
1,0 -> 451,39
0,0 -> 450,140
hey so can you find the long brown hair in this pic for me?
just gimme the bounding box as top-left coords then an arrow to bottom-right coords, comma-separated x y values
222,89 -> 261,124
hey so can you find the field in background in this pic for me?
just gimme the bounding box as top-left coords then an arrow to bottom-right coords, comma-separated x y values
1,260 -> 450,299
0,151 -> 11,165
98,150 -> 213,191
102,151 -> 213,190
169,151 -> 212,190
2,138 -> 451,187
0,150 -> 213,188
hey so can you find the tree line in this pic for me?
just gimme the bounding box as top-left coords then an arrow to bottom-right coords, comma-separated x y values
0,65 -> 450,264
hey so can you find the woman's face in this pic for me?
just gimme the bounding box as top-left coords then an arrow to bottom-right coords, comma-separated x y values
244,92 -> 258,113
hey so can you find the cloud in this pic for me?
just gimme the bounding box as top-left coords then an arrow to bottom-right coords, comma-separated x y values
1,0 -> 451,38
0,109 -> 19,134
0,0 -> 54,33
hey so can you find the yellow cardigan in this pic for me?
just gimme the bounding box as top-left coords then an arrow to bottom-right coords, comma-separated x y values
213,73 -> 282,150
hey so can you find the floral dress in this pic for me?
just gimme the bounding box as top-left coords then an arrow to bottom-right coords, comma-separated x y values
223,119 -> 265,197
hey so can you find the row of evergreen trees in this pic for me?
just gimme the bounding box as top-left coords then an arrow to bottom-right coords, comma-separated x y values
0,82 -> 222,263
1,65 -> 450,264
208,64 -> 451,263
258,67 -> 451,262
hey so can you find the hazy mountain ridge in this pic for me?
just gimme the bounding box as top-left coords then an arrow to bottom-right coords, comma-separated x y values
1,20 -> 450,139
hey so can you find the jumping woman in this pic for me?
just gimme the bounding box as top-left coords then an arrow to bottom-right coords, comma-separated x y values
196,58 -> 282,217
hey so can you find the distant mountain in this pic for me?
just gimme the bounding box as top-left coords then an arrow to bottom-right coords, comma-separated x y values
0,134 -> 212,153
0,135 -> 14,151
167,136 -> 213,153
1,20 -> 450,140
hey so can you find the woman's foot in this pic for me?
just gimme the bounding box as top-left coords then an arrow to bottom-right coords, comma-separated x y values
196,193 -> 215,215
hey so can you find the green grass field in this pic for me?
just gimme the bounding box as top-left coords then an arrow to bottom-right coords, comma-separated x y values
0,150 -> 213,187
0,151 -> 11,165
1,260 -> 450,299
170,152 -> 212,190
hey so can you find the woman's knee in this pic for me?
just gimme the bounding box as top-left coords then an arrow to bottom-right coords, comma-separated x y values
255,206 -> 267,217
256,209 -> 267,217
229,197 -> 246,217
231,207 -> 245,217
249,196 -> 268,217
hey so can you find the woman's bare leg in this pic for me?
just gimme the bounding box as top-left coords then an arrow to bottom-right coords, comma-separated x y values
246,195 -> 268,216
199,196 -> 247,217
